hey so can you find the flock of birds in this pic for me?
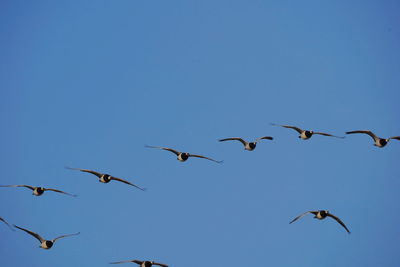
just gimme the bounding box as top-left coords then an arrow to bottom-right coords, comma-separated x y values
2,123 -> 399,266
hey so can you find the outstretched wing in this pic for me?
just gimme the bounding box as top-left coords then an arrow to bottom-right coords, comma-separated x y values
0,184 -> 35,190
289,211 -> 317,224
271,123 -> 304,134
110,177 -> 146,191
313,132 -> 345,139
327,213 -> 351,234
44,188 -> 77,197
110,260 -> 142,264
0,217 -> 14,231
219,137 -> 247,146
256,136 -> 274,141
389,136 -> 400,141
145,145 -> 180,156
53,232 -> 80,243
65,167 -> 103,178
346,130 -> 378,142
14,225 -> 44,243
189,154 -> 223,164
153,262 -> 169,267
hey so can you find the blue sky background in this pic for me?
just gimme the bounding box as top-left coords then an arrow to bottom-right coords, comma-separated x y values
1,1 -> 400,266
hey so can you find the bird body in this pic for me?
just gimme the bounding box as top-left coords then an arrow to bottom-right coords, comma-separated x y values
145,145 -> 222,163
289,210 -> 350,234
14,225 -> 79,249
219,136 -> 273,151
65,167 -> 145,191
110,259 -> 168,267
346,130 -> 400,148
271,123 -> 344,140
0,185 -> 76,197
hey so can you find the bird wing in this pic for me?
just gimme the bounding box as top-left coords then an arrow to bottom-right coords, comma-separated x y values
219,137 -> 247,146
289,211 -> 317,224
153,262 -> 169,267
110,260 -> 142,264
271,123 -> 303,134
13,225 -> 44,242
65,167 -> 103,178
313,132 -> 345,139
389,136 -> 400,141
52,232 -> 80,243
145,145 -> 180,156
256,136 -> 274,141
327,213 -> 351,234
346,130 -> 378,142
44,188 -> 77,197
0,217 -> 14,231
0,184 -> 35,190
189,154 -> 223,163
110,177 -> 146,191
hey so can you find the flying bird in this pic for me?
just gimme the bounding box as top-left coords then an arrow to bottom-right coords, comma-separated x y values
13,225 -> 79,249
0,217 -> 14,231
219,136 -> 273,151
346,130 -> 400,148
65,167 -> 146,191
289,210 -> 350,234
0,185 -> 76,197
271,123 -> 344,140
110,259 -> 169,267
145,145 -> 223,163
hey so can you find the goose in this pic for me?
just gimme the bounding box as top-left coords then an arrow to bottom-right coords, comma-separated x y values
110,259 -> 169,267
65,167 -> 146,191
145,145 -> 223,163
289,210 -> 350,234
0,185 -> 76,197
13,225 -> 79,249
219,136 -> 273,151
346,130 -> 400,148
271,123 -> 344,140
0,217 -> 14,231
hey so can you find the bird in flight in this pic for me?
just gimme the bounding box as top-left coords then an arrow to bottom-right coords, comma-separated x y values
271,123 -> 344,140
13,225 -> 79,249
145,145 -> 223,163
0,185 -> 76,197
219,136 -> 273,151
289,210 -> 350,234
0,217 -> 14,231
346,130 -> 400,148
110,259 -> 169,267
65,167 -> 146,191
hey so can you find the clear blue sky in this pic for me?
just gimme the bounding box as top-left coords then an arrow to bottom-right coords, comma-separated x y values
1,1 -> 400,266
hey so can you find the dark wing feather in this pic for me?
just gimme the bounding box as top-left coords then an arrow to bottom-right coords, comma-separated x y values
53,232 -> 80,243
153,262 -> 169,267
289,211 -> 317,224
271,123 -> 304,134
0,184 -> 35,190
14,225 -> 44,242
65,166 -> 103,178
44,188 -> 77,197
346,130 -> 378,142
327,213 -> 351,234
219,137 -> 247,146
257,136 -> 274,141
0,217 -> 14,231
110,177 -> 146,191
389,136 -> 400,141
313,132 -> 345,139
109,260 -> 137,264
145,145 -> 180,156
189,154 -> 223,163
